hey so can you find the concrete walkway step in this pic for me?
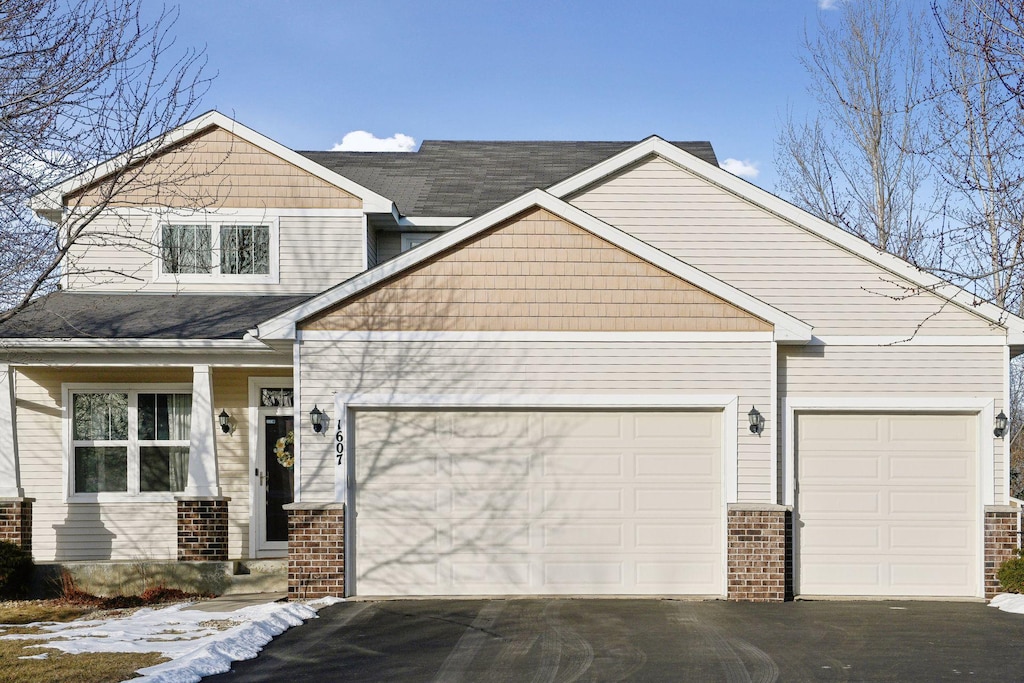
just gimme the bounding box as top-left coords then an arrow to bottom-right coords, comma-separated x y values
184,591 -> 288,613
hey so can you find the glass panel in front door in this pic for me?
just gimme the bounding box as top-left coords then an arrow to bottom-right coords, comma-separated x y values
264,415 -> 295,542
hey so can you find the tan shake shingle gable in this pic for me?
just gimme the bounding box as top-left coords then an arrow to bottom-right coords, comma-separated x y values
67,126 -> 362,210
300,208 -> 772,333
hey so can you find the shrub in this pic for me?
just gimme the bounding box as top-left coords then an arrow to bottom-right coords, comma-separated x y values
0,541 -> 33,597
998,548 -> 1024,594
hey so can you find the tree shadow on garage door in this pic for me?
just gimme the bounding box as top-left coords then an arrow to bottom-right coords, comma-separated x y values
301,275 -> 585,595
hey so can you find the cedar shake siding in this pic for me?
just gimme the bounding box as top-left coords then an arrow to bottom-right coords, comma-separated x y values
301,208 -> 772,333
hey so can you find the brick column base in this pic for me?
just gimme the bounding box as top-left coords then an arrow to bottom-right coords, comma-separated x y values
284,503 -> 345,599
0,498 -> 33,554
175,497 -> 229,561
985,505 -> 1020,599
727,504 -> 791,602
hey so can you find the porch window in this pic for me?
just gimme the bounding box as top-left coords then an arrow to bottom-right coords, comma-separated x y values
70,389 -> 191,496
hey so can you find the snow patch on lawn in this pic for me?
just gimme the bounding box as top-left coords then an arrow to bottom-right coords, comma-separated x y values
989,593 -> 1024,614
1,596 -> 343,682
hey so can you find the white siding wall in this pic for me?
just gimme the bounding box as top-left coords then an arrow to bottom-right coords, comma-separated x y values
780,344 -> 1007,503
65,209 -> 365,294
569,158 -> 1000,337
298,339 -> 773,503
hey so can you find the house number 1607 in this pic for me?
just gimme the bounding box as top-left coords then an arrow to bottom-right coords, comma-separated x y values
336,419 -> 344,465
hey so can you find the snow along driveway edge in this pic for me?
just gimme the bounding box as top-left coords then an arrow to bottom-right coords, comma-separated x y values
0,597 -> 343,683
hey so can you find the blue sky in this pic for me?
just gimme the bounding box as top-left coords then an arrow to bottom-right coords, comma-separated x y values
156,1 -> 838,191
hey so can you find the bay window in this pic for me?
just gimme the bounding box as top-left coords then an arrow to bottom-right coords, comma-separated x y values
69,387 -> 191,498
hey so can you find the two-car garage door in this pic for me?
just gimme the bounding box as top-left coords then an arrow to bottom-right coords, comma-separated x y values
797,412 -> 979,597
353,410 -> 724,596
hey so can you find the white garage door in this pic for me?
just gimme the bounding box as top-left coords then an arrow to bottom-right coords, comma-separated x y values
353,410 -> 723,596
797,413 -> 979,597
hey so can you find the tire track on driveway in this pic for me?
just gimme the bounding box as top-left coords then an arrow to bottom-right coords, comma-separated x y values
431,601 -> 506,683
533,600 -> 595,683
666,602 -> 779,683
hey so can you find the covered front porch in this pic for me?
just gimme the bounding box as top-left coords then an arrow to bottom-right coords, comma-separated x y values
0,359 -> 297,577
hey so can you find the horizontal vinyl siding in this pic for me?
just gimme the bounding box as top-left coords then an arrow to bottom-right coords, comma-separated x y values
277,215 -> 364,292
780,344 -> 1007,504
570,158 -> 1000,337
66,211 -> 364,294
16,367 -> 190,561
298,339 -> 773,503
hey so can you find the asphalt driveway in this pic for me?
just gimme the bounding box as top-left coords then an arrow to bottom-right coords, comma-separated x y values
206,598 -> 1024,682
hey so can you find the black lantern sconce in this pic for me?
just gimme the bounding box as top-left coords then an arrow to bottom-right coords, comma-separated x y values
310,404 -> 324,434
218,409 -> 231,434
994,410 -> 1008,438
748,406 -> 764,435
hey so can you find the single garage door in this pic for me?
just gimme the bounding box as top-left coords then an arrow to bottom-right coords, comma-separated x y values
797,412 -> 979,597
353,410 -> 723,596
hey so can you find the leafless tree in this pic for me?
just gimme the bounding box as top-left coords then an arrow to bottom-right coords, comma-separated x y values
0,0 -> 209,324
930,0 -> 1024,315
775,0 -> 936,265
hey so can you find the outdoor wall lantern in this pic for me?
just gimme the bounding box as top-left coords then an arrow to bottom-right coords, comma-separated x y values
748,406 -> 764,435
218,409 -> 231,434
310,404 -> 324,434
994,410 -> 1008,438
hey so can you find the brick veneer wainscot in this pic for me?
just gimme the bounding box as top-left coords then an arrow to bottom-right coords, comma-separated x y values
727,504 -> 791,602
0,498 -> 32,553
176,497 -> 229,562
283,503 -> 345,599
984,505 -> 1021,599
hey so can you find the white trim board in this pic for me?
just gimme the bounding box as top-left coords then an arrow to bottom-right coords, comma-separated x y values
547,136 -> 1024,338
297,330 -> 776,343
257,190 -> 813,343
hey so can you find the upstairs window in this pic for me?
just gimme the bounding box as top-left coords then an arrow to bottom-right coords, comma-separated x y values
220,225 -> 270,274
158,219 -> 276,281
162,225 -> 212,274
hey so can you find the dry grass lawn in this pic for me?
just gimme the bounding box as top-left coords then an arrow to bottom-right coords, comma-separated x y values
0,601 -> 169,682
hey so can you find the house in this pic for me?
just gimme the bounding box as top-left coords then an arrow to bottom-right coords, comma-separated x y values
0,110 -> 1019,602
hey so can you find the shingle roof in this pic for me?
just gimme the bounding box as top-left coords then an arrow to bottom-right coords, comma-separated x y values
0,292 -> 310,340
300,140 -> 718,217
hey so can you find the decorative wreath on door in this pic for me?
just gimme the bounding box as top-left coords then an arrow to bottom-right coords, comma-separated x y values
274,431 -> 295,469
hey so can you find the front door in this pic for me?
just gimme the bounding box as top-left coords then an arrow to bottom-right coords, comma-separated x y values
254,385 -> 295,556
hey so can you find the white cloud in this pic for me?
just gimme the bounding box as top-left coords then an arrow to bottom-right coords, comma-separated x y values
818,0 -> 842,9
331,130 -> 416,152
720,158 -> 760,178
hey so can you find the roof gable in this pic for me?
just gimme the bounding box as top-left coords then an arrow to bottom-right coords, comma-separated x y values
258,190 -> 812,342
301,207 -> 771,333
547,136 -> 1024,343
32,111 -> 394,216
65,125 -> 363,210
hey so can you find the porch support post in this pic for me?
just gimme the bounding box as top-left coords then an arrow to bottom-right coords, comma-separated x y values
0,364 -> 23,498
176,365 -> 228,562
184,365 -> 221,498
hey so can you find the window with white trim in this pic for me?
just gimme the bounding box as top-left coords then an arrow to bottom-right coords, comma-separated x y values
158,220 -> 275,280
70,388 -> 191,497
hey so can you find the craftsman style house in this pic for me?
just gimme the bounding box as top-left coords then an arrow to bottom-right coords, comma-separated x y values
0,111 -> 1019,601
